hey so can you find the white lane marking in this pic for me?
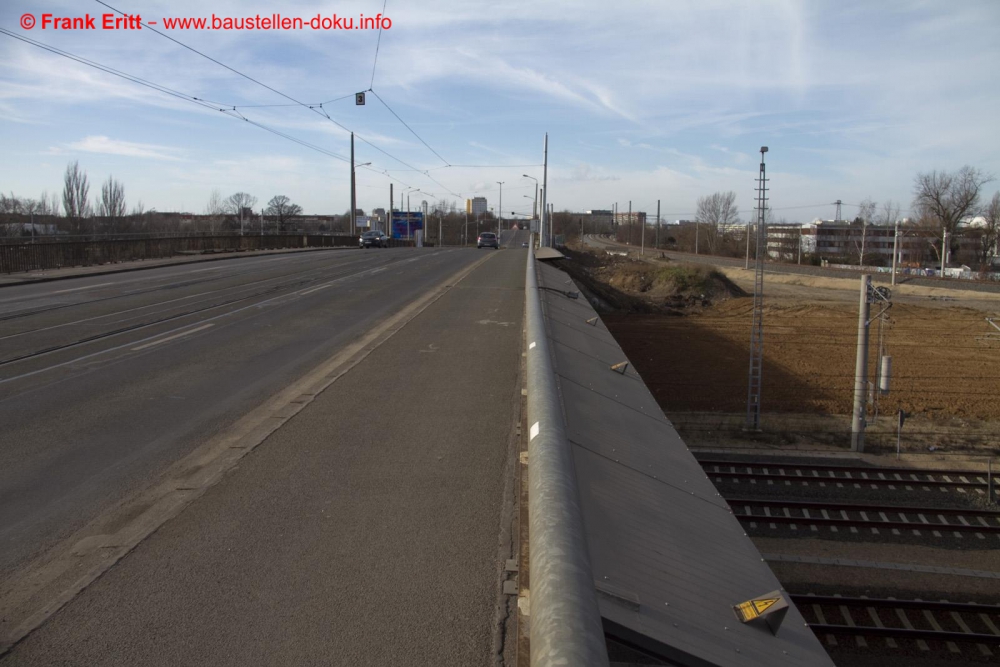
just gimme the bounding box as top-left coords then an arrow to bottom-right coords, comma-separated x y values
297,265 -> 389,296
52,282 -> 114,294
0,257 -> 426,386
299,284 -> 333,296
529,342 -> 536,349
131,323 -> 215,351
187,266 -> 225,273
530,422 -> 540,440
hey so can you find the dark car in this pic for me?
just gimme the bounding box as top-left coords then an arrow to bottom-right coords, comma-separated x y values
359,230 -> 388,248
477,232 -> 499,249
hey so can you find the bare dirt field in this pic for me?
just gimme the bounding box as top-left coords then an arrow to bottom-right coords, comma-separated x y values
563,245 -> 1000,457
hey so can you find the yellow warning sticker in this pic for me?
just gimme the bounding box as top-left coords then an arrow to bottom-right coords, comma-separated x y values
753,598 -> 779,615
734,596 -> 782,623
735,601 -> 758,622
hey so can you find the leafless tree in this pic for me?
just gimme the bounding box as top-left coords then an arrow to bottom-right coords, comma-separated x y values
0,193 -> 21,237
855,198 -> 877,266
913,166 -> 993,261
202,189 -> 225,233
695,191 -> 740,255
35,191 -> 60,217
979,192 -> 1000,268
0,192 -> 22,215
265,195 -> 303,232
62,161 -> 90,234
225,192 -> 257,232
99,176 -> 127,232
879,201 -> 900,227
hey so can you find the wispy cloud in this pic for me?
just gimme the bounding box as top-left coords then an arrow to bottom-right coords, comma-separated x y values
55,136 -> 185,161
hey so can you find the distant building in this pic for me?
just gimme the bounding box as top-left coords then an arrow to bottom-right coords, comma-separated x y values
763,220 -> 954,266
614,211 -> 647,226
585,209 -> 613,227
467,197 -> 488,216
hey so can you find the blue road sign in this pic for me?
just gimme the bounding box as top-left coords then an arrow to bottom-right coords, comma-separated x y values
391,211 -> 423,239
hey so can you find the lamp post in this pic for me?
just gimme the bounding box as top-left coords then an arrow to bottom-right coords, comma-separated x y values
496,182 -> 504,237
523,175 -> 538,232
523,195 -> 536,234
350,132 -> 355,236
351,161 -> 371,235
406,187 -> 419,240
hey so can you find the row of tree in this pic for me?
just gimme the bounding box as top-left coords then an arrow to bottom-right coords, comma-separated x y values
603,166 -> 999,269
0,161 -> 310,238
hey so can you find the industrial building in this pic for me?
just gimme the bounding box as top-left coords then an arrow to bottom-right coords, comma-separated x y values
466,197 -> 488,216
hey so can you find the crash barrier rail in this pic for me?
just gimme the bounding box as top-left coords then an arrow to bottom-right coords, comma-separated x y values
0,234 -> 413,274
524,240 -> 610,666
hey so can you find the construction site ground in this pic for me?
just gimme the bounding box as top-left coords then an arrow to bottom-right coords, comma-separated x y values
561,243 -> 1000,460
560,242 -> 1000,665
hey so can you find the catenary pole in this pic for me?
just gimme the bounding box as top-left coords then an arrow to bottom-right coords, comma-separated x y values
541,133 -> 549,247
891,219 -> 899,286
655,199 -> 660,249
350,132 -> 356,237
851,275 -> 871,452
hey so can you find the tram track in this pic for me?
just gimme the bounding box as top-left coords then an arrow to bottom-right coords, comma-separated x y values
0,253 -> 413,368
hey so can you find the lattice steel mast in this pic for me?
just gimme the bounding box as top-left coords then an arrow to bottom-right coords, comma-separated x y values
746,147 -> 769,430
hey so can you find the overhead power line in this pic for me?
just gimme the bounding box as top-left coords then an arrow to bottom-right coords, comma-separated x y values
95,0 -> 475,200
94,0 -> 444,182
428,164 -> 544,170
369,89 -> 448,166
0,28 -> 355,164
369,0 -> 389,89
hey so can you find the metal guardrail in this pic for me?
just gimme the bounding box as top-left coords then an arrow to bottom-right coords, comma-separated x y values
524,240 -> 609,666
0,234 -> 407,274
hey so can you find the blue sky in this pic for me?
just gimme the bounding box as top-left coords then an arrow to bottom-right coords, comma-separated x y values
2,0 -> 999,222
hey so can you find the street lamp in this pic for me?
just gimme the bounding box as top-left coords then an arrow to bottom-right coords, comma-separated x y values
496,182 -> 504,236
351,161 -> 371,235
405,187 -> 420,240
523,175 -> 538,232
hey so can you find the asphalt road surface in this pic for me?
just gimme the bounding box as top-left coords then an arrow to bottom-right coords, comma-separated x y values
1,246 -> 525,665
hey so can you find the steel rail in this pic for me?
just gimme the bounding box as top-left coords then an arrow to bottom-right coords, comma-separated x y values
700,459 -> 989,479
731,498 -> 1000,532
790,594 -> 1000,615
524,239 -> 609,666
806,624 -> 1000,644
729,497 -> 1000,517
709,470 -> 984,488
0,254 -> 410,367
0,250 -> 352,322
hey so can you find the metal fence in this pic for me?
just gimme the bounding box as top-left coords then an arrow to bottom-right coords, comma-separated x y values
0,234 -> 387,274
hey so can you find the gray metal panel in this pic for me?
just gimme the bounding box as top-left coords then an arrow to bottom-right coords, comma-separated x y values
536,247 -> 566,260
535,260 -> 833,667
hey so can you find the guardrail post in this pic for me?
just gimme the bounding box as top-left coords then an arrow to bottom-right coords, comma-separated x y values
524,239 -> 609,666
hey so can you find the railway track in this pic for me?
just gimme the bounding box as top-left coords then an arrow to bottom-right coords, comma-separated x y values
793,593 -> 1000,659
700,459 -> 994,495
731,498 -> 1000,539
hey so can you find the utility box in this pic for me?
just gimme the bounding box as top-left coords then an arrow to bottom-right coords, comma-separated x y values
879,356 -> 892,394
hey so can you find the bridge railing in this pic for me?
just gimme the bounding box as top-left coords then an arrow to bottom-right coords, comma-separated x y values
524,239 -> 610,666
